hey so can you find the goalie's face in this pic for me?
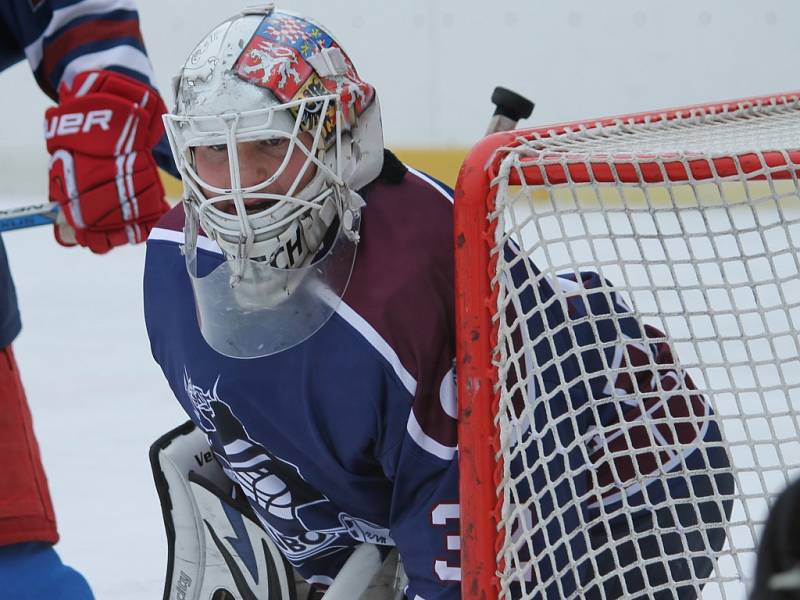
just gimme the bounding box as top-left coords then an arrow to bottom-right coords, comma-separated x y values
160,8 -> 379,358
192,132 -> 318,212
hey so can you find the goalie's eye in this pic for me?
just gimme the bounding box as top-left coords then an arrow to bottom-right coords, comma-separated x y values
192,143 -> 230,168
260,138 -> 284,148
255,138 -> 290,156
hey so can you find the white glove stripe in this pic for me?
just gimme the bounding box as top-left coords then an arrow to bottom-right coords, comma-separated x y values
115,114 -> 134,156
49,149 -> 85,228
114,114 -> 139,226
126,92 -> 149,227
115,154 -> 131,221
124,119 -> 139,154
74,72 -> 99,97
124,151 -> 139,219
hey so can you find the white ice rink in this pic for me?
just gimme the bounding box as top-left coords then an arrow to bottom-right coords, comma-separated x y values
3,202 -> 186,599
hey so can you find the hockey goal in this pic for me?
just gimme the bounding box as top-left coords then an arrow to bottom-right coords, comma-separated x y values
454,93 -> 800,600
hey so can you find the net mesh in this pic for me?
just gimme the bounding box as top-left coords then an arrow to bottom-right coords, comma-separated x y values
488,101 -> 800,600
516,100 -> 800,156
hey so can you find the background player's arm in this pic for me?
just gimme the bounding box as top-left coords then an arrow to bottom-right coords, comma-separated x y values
1,0 -> 154,99
0,0 -> 173,252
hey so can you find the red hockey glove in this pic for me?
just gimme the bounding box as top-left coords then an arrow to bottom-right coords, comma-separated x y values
45,70 -> 169,254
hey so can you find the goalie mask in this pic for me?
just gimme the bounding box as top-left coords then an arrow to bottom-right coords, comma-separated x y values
164,5 -> 383,358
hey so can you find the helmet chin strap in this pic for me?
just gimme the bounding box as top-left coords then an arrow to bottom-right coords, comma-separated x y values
263,191 -> 338,270
258,184 -> 364,270
211,183 -> 364,290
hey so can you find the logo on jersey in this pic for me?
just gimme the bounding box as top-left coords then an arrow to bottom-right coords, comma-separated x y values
339,514 -> 392,546
184,370 -> 219,432
183,370 -> 393,563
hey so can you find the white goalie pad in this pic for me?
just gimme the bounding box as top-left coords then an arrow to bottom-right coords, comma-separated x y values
149,421 -> 296,600
150,421 -> 408,600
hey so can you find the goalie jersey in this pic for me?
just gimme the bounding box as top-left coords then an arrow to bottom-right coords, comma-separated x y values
144,157 -> 731,599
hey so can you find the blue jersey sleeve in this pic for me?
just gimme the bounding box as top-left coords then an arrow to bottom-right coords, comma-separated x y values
0,0 -> 155,99
339,168 -> 462,598
381,443 -> 461,599
372,338 -> 461,599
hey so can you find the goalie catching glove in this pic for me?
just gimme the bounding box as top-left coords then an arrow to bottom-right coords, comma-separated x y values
45,70 -> 170,253
149,421 -> 297,600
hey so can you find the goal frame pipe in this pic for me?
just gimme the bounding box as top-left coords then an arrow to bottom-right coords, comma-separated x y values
454,129 -> 518,598
454,90 -> 800,597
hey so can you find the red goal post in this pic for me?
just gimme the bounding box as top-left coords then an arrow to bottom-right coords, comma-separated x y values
454,92 -> 800,598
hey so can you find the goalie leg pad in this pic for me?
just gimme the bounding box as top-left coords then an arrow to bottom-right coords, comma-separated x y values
149,421 -> 296,600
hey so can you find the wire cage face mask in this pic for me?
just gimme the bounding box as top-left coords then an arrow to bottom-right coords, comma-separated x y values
164,97 -> 365,359
165,96 -> 348,263
163,7 -> 384,358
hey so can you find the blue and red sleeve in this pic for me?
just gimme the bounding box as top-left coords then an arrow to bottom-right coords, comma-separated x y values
0,0 -> 155,99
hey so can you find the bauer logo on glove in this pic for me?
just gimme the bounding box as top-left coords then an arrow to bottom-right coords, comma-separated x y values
45,69 -> 170,254
44,109 -> 112,138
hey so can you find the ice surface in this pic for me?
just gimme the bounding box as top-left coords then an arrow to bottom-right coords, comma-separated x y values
3,201 -> 185,599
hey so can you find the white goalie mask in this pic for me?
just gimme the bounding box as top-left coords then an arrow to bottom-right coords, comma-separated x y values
164,5 -> 383,358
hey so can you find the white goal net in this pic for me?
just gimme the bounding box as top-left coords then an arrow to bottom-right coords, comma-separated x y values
455,95 -> 800,600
